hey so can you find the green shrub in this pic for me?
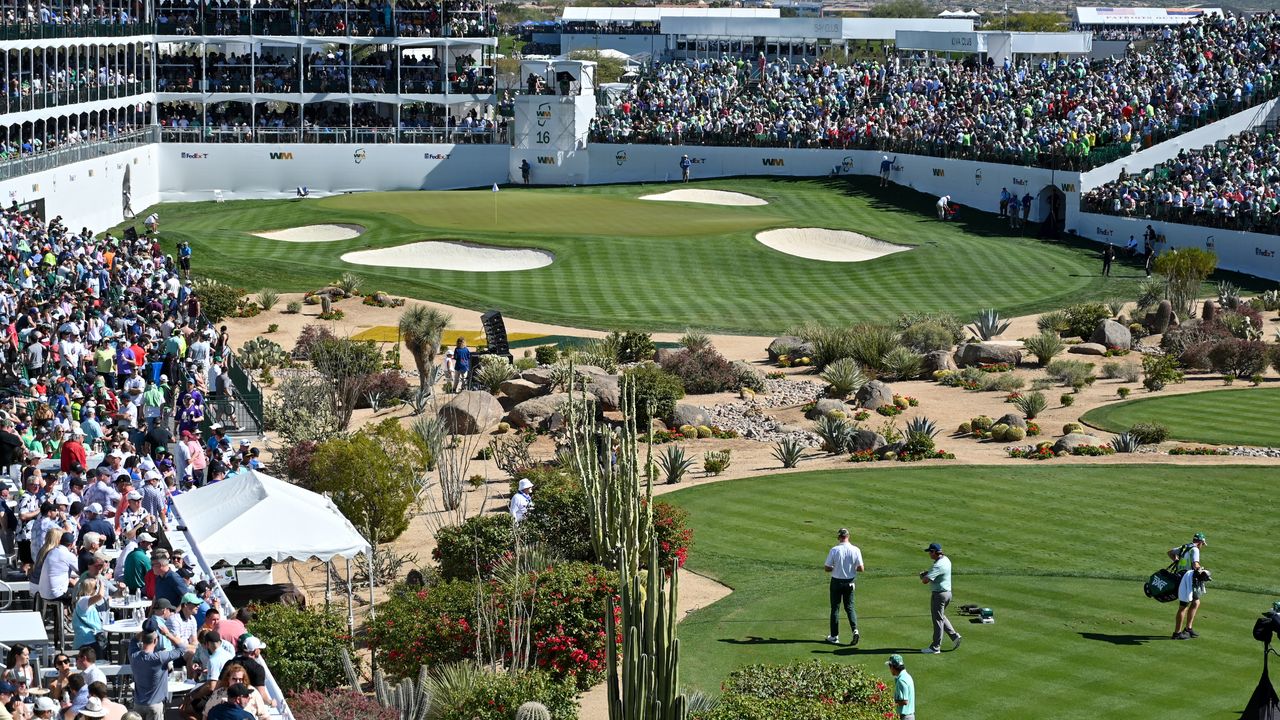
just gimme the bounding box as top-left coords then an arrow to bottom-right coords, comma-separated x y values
846,323 -> 900,371
652,500 -> 694,569
535,344 -> 559,365
1023,332 -> 1064,366
657,445 -> 696,484
880,346 -> 924,380
1063,302 -> 1112,339
981,372 -> 1025,392
691,660 -> 895,720
193,277 -> 247,323
899,321 -> 956,353
679,329 -> 712,352
1060,393 -> 1075,407
896,311 -> 965,344
1142,354 -> 1184,391
814,416 -> 854,454
1207,338 -> 1271,378
429,669 -> 579,720
285,300 -> 302,314
247,604 -> 347,694
256,288 -> 280,311
433,514 -> 514,581
1046,359 -> 1095,388
789,323 -> 857,370
1036,310 -> 1071,335
474,355 -> 518,394
659,347 -> 738,394
1012,391 -> 1047,419
1128,422 -> 1170,444
522,466 -> 594,563
605,330 -> 656,364
820,357 -> 867,398
703,449 -> 732,475
623,364 -> 685,423
368,581 -> 478,678
292,323 -> 337,360
1117,387 -> 1131,398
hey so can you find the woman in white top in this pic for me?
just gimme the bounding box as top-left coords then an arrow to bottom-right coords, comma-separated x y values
36,530 -> 79,602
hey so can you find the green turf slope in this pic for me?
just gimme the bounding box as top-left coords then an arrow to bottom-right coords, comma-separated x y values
664,465 -> 1277,719
1082,388 -> 1280,447
136,177 -> 1164,334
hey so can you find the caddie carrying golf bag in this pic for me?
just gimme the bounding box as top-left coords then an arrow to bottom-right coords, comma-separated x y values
1143,561 -> 1182,603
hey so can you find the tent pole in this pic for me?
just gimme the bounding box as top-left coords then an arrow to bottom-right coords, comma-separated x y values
325,560 -> 331,612
367,546 -> 376,619
346,558 -> 354,639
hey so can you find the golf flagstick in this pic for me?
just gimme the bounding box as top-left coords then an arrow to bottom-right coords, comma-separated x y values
492,182 -> 499,225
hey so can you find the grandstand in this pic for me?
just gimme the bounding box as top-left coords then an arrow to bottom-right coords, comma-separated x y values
3,7 -> 1280,280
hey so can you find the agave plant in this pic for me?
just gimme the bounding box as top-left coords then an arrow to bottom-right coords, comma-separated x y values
1109,432 -> 1144,453
771,436 -> 806,468
1023,332 -> 1065,366
1216,280 -> 1241,309
969,308 -> 1011,340
813,415 -> 853,454
1012,391 -> 1048,419
904,416 -> 940,440
1262,288 -> 1280,312
657,445 -> 696,484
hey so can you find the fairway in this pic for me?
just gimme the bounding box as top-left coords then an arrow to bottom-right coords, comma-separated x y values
663,465 -> 1278,719
1082,388 -> 1280,447
137,177 -> 1158,334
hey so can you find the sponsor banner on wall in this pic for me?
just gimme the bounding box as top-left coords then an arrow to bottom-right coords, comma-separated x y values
1074,211 -> 1280,281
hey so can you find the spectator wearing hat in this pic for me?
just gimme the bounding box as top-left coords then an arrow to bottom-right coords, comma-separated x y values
60,428 -> 88,474
32,695 -> 58,719
140,472 -> 167,524
130,628 -> 189,720
885,654 -> 914,720
80,504 -> 116,549
122,532 -> 155,594
510,479 -> 533,522
230,637 -> 275,708
72,694 -> 110,719
15,472 -> 43,570
679,154 -> 691,183
118,490 -> 151,538
169,593 -> 201,653
1170,532 -> 1209,640
206,683 -> 256,720
0,679 -> 15,720
919,542 -> 961,654
823,527 -> 864,646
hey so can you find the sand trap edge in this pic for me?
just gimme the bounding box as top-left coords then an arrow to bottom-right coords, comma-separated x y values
253,223 -> 366,243
340,240 -> 554,273
755,227 -> 910,263
640,189 -> 769,207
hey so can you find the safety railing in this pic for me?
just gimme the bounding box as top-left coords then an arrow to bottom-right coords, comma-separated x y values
0,127 -> 156,181
159,125 -> 507,144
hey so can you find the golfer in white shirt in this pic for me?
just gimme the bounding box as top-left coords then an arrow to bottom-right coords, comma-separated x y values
824,528 -> 865,645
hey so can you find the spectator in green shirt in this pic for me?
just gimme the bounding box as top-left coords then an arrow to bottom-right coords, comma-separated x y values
122,532 -> 155,592
886,654 -> 915,719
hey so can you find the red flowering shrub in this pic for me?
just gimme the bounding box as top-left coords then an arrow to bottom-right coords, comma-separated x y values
288,690 -> 398,720
366,581 -> 478,680
524,562 -> 617,689
653,501 -> 693,570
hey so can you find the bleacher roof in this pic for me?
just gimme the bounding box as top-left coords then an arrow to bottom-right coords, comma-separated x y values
560,7 -> 780,22
1074,7 -> 1223,26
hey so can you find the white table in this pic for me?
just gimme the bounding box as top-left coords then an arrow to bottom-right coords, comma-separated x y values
0,611 -> 49,645
109,598 -> 150,621
102,619 -> 144,636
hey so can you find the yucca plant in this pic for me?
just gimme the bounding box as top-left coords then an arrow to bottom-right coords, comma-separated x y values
1216,280 -> 1241,309
880,346 -> 924,380
1135,276 -> 1168,310
657,445 -> 696,484
969,308 -> 1011,340
819,357 -> 867,398
1261,288 -> 1280,312
472,354 -> 517,394
1023,332 -> 1065,366
771,436 -> 805,468
1012,391 -> 1048,419
337,271 -> 364,295
813,415 -> 853,454
1110,432 -> 1144,453
1106,298 -> 1126,317
1036,310 -> 1071,334
903,416 -> 940,455
256,288 -> 279,311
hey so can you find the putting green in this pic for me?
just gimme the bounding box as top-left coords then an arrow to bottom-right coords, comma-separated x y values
132,177 -> 1186,333
664,465 -> 1278,719
1082,388 -> 1280,447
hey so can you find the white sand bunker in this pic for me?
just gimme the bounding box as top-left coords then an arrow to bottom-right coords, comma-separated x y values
253,224 -> 365,243
341,241 -> 553,272
755,228 -> 909,263
640,189 -> 768,206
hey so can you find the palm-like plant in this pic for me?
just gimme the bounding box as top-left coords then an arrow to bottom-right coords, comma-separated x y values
399,305 -> 451,408
771,437 -> 805,468
1012,391 -> 1048,419
969,309 -> 1011,340
657,445 -> 696,484
1110,432 -> 1143,453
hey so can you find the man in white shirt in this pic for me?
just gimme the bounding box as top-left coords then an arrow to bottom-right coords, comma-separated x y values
1169,532 -> 1208,639
824,528 -> 865,645
509,479 -> 533,522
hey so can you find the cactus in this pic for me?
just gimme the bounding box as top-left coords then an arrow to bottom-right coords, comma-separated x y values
566,366 -> 652,571
606,540 -> 687,720
516,702 -> 552,720
1201,299 -> 1217,323
340,647 -> 360,690
371,664 -> 431,720
321,293 -> 333,314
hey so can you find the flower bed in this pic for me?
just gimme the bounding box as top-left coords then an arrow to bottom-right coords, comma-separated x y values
650,425 -> 740,443
1169,446 -> 1230,456
1007,443 -> 1117,460
850,448 -> 955,463
978,362 -> 1014,373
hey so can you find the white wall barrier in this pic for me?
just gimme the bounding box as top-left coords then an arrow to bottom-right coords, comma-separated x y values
0,145 -> 159,231
159,143 -> 509,201
1073,211 -> 1280,282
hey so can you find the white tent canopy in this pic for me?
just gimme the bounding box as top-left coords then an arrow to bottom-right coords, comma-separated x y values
173,469 -> 370,566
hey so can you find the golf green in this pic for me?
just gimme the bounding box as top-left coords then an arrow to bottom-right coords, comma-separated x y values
1082,388 -> 1280,447
663,465 -> 1278,719
132,177 -> 1159,334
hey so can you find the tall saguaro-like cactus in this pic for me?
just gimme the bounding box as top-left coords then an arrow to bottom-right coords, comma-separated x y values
565,371 -> 653,571
606,541 -> 687,720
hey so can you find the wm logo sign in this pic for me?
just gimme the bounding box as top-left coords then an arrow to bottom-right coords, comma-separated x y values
269,152 -> 294,160
761,158 -> 785,167
536,156 -> 557,165
1060,182 -> 1077,192
932,168 -> 945,177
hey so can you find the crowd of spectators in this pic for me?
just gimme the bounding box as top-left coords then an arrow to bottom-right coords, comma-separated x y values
157,50 -> 302,94
2,1 -> 142,37
151,0 -> 495,38
157,99 -> 503,142
593,11 -> 1280,170
0,205 -> 290,720
1,117 -> 147,164
4,50 -> 148,115
1083,128 -> 1280,234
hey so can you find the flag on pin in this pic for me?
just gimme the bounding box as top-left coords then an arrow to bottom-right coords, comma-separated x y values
492,183 -> 500,192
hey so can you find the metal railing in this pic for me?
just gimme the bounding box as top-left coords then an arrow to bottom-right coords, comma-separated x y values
2,83 -> 149,114
0,20 -> 149,40
0,127 -> 156,181
159,125 -> 507,144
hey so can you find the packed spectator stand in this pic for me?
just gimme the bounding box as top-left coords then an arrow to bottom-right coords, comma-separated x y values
153,0 -> 497,39
0,204 -> 297,720
591,11 -> 1280,172
1083,127 -> 1280,235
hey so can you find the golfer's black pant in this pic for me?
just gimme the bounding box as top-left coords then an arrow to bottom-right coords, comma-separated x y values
829,578 -> 857,637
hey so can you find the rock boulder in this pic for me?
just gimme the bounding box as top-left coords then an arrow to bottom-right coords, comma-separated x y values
848,429 -> 887,453
671,403 -> 712,427
1090,319 -> 1132,351
438,391 -> 504,435
924,350 -> 958,374
521,368 -> 556,387
1053,433 -> 1106,453
854,380 -> 895,409
996,413 -> 1027,430
956,342 -> 1022,367
807,398 -> 848,420
509,392 -> 597,431
1068,343 -> 1107,356
587,374 -> 621,412
499,378 -> 546,404
767,335 -> 815,361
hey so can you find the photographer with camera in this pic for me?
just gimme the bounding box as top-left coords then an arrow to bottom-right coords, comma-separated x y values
1256,601 -> 1280,649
